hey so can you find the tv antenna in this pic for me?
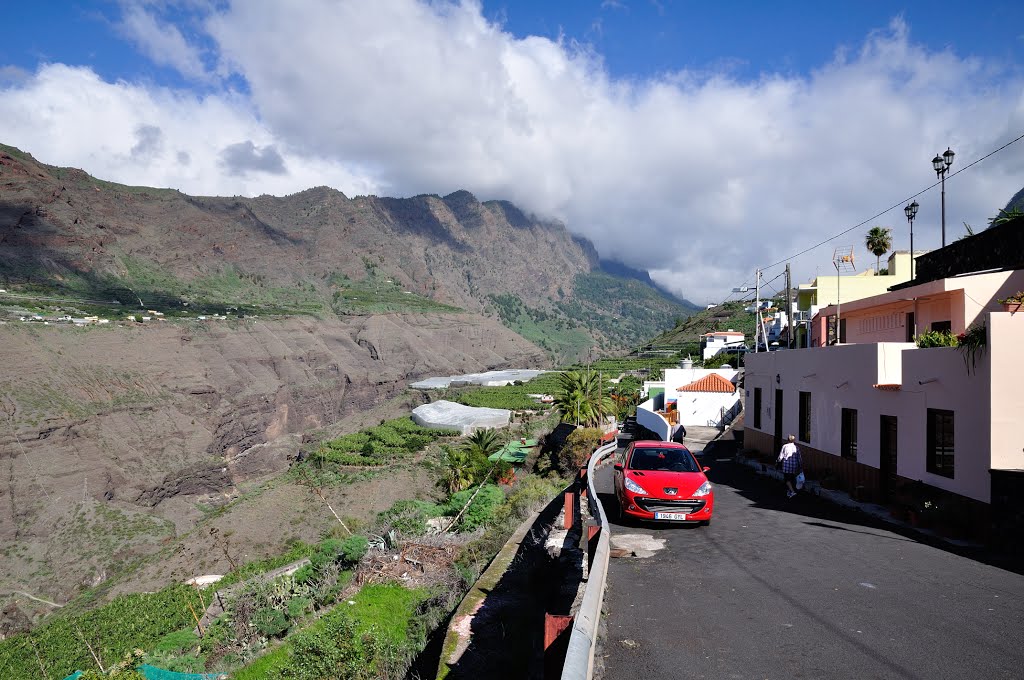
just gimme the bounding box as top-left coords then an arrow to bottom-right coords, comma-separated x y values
832,247 -> 856,344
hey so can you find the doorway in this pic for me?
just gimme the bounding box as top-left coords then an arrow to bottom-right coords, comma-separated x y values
879,415 -> 898,501
773,389 -> 784,456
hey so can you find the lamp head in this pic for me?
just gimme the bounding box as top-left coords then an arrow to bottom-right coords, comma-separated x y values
904,201 -> 919,221
943,147 -> 955,168
932,154 -> 944,173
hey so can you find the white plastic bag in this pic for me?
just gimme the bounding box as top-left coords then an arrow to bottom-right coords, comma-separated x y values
795,472 -> 805,490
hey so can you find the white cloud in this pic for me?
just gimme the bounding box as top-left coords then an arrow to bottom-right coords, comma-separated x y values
0,64 -> 379,197
115,3 -> 212,82
3,1 -> 1024,304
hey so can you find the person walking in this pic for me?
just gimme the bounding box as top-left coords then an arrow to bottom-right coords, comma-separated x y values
777,435 -> 802,498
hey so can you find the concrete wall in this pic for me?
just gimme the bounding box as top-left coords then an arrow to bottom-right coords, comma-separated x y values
745,338 -> 995,503
636,397 -> 671,441
989,312 -> 1024,470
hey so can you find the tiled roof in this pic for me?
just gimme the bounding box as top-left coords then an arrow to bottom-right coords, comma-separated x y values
872,383 -> 902,391
677,373 -> 736,393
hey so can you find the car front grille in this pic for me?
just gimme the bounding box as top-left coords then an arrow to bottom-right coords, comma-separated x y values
636,498 -> 707,513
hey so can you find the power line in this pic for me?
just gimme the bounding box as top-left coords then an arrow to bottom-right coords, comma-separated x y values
756,129 -> 1024,274
707,129 -> 1024,307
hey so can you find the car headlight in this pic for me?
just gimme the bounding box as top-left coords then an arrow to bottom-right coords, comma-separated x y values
624,476 -> 648,495
692,481 -> 713,497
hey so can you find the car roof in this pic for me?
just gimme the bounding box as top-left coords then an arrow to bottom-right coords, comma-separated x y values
632,440 -> 688,450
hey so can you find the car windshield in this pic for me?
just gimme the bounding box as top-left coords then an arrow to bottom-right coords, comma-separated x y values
629,447 -> 698,473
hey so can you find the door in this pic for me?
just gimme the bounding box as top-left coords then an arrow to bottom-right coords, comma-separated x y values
879,415 -> 898,501
773,389 -> 784,456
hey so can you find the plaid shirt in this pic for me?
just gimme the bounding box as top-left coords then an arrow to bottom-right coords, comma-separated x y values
778,443 -> 802,474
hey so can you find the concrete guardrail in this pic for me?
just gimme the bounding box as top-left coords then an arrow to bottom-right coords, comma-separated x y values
560,441 -> 618,680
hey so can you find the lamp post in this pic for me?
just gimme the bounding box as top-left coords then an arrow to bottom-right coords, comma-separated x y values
931,147 -> 954,247
904,201 -> 919,280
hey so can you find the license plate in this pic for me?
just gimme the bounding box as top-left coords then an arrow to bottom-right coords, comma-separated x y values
654,512 -> 688,521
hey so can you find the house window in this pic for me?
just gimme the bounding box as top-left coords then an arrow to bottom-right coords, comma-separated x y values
931,320 -> 952,333
927,409 -> 954,478
753,388 -> 762,429
798,391 -> 811,443
841,408 -> 858,460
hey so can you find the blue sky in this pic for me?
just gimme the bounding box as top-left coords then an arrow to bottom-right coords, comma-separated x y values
2,1 -> 1024,302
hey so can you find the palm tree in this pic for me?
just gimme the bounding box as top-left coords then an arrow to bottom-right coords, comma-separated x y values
464,428 -> 502,459
865,226 -> 893,273
554,370 -> 613,427
439,448 -> 474,494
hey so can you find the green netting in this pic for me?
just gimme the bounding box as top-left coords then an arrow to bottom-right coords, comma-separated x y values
139,665 -> 224,679
62,666 -> 224,680
488,438 -> 538,463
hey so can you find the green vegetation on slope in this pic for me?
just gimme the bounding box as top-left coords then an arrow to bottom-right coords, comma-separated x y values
311,416 -> 460,467
0,585 -> 201,680
486,271 -> 697,362
329,271 -> 461,315
641,299 -> 758,350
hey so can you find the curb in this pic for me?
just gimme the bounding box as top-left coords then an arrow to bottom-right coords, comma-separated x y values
735,452 -> 981,549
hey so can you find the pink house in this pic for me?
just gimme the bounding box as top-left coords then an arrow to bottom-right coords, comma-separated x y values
744,229 -> 1024,539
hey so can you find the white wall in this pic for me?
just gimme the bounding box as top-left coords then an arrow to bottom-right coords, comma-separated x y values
987,312 -> 1024,470
636,397 -> 671,441
745,341 -> 993,503
664,367 -> 739,427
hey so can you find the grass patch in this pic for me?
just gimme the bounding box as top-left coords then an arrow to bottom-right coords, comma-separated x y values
311,416 -> 460,467
330,272 -> 462,315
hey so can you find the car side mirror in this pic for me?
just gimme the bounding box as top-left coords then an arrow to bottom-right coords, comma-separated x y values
613,463 -> 623,471
703,466 -> 711,473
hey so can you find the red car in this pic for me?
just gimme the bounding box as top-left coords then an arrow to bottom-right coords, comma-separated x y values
613,440 -> 714,525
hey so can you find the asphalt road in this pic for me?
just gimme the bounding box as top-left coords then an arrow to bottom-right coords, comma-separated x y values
595,451 -> 1024,680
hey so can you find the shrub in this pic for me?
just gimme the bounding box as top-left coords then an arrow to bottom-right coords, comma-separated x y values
376,499 -> 444,536
916,330 -> 958,348
338,535 -> 369,565
287,597 -> 312,620
555,427 -> 604,474
278,611 -> 382,680
444,485 -> 505,531
254,607 -> 290,638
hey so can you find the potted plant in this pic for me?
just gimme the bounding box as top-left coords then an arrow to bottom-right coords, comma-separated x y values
957,322 -> 987,374
998,291 -> 1024,313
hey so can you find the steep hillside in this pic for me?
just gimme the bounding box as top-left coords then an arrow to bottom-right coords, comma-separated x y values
641,300 -> 757,352
0,314 -> 543,607
0,144 -> 696,358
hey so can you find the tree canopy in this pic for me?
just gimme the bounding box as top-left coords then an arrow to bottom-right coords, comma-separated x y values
865,226 -> 893,273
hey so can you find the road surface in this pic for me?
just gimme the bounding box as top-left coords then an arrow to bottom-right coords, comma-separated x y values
595,448 -> 1024,679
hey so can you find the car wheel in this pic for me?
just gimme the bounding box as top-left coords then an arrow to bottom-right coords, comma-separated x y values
699,519 -> 711,527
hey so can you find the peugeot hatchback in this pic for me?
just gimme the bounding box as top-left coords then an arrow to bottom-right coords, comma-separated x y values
613,440 -> 713,525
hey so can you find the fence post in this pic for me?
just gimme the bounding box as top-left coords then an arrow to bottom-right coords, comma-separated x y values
564,491 -> 574,530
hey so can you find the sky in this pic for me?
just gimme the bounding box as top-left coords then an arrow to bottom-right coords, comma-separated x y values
3,1 -> 1024,305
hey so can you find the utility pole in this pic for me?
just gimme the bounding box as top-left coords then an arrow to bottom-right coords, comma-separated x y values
754,268 -> 760,353
785,263 -> 792,349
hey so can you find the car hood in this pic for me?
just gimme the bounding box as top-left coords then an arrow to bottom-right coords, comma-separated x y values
627,470 -> 708,497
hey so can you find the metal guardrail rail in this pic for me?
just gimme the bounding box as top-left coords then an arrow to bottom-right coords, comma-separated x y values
560,441 -> 618,680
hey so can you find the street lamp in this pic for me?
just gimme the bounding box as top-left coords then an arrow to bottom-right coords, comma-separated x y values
904,201 -> 919,280
931,147 -> 954,247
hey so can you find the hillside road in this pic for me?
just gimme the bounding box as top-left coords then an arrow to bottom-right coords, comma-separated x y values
594,449 -> 1024,679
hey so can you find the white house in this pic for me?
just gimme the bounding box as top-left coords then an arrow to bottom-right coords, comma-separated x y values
637,366 -> 741,439
701,330 -> 746,361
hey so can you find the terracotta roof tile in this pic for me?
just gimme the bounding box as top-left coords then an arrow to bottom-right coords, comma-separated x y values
677,373 -> 736,393
873,383 -> 902,391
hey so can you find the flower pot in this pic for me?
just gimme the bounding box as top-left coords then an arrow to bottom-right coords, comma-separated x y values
1002,302 -> 1022,313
